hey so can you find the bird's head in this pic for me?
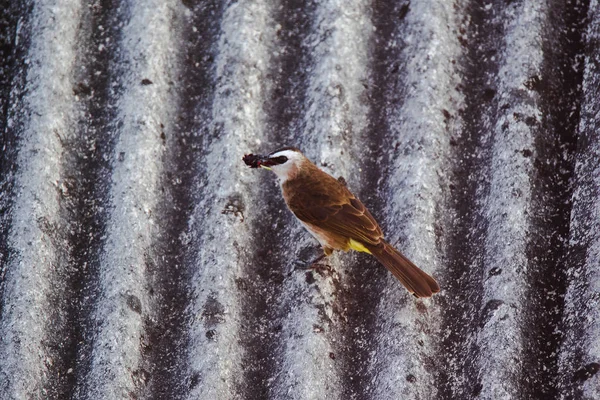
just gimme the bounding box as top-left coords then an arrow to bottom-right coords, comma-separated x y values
243,147 -> 305,181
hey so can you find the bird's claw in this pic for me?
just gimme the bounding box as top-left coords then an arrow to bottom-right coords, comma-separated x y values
293,253 -> 328,271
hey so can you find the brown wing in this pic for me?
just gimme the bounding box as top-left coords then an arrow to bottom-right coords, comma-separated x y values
284,168 -> 383,245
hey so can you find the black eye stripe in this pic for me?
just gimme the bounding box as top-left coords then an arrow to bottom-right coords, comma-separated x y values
271,156 -> 288,164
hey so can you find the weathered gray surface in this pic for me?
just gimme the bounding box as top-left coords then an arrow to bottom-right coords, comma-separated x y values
0,0 -> 598,399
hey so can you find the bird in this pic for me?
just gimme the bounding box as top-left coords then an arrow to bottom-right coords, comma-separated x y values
243,147 -> 440,298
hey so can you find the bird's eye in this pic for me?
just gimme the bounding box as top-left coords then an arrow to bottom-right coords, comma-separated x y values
273,156 -> 288,164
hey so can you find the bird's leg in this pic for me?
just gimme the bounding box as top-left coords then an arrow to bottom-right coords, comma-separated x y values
305,246 -> 341,278
305,246 -> 333,270
294,246 -> 332,270
309,253 -> 326,266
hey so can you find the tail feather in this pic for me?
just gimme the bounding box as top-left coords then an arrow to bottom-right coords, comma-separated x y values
366,240 -> 440,298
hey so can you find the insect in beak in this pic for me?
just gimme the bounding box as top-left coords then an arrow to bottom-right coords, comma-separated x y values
243,153 -> 275,170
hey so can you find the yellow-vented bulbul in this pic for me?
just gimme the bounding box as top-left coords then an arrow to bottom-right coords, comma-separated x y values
243,147 -> 440,298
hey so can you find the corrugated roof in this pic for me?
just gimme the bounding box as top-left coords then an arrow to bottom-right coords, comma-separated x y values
0,0 -> 599,399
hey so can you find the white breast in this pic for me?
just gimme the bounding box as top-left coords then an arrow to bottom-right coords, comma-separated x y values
299,220 -> 338,249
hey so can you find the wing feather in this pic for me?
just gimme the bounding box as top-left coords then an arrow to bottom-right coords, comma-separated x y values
285,171 -> 383,246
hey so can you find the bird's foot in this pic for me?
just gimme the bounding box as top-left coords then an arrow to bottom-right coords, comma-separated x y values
309,253 -> 327,267
294,245 -> 331,269
293,253 -> 328,270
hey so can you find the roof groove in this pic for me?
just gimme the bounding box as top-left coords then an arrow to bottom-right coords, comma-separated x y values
518,0 -> 588,397
141,1 -> 224,399
436,0 -> 503,397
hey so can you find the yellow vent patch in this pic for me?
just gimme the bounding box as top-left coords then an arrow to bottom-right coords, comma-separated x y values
348,238 -> 372,254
